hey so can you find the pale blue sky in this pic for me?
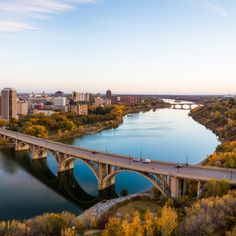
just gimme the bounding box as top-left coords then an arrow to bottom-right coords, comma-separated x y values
0,0 -> 236,94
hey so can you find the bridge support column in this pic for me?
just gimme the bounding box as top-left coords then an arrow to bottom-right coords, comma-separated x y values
15,140 -> 30,151
197,181 -> 203,199
106,165 -> 116,189
98,163 -> 115,191
56,153 -> 74,173
30,145 -> 47,160
180,178 -> 187,196
170,176 -> 181,199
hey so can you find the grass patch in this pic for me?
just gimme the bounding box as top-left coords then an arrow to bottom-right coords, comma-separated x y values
111,199 -> 161,218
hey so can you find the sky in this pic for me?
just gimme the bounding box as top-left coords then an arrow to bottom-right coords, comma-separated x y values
0,0 -> 236,95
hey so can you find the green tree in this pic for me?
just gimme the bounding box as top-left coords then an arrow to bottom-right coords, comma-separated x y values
120,189 -> 128,197
204,179 -> 230,197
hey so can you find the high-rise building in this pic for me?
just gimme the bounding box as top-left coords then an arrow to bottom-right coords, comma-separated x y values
1,88 -> 17,120
106,89 -> 112,100
73,92 -> 92,103
72,91 -> 79,101
54,97 -> 66,107
55,91 -> 64,97
17,99 -> 28,116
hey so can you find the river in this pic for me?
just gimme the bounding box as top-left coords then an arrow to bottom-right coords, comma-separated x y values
0,106 -> 219,220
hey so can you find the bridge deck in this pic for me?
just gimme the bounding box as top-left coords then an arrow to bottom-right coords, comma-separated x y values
0,128 -> 235,184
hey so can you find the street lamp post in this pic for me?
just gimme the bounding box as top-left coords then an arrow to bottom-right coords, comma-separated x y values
140,150 -> 142,160
177,161 -> 179,173
186,155 -> 189,166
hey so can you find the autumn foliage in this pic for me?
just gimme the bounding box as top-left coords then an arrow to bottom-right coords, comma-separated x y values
103,206 -> 178,236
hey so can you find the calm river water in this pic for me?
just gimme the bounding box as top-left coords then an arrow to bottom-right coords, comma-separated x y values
0,107 -> 219,220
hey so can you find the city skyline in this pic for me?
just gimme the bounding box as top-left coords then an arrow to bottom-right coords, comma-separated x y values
1,0 -> 236,94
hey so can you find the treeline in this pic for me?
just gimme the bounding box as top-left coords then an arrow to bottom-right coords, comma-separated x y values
0,191 -> 235,236
206,141 -> 236,168
190,99 -> 236,142
124,99 -> 170,115
190,98 -> 236,168
4,100 -> 169,140
6,105 -> 125,139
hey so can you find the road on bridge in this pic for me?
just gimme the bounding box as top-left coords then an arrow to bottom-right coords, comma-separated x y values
0,128 -> 235,185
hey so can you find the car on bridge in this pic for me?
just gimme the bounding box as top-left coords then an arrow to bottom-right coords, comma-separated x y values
176,163 -> 184,168
142,159 -> 151,164
133,158 -> 141,162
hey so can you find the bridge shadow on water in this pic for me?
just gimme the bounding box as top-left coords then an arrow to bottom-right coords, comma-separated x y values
2,150 -> 117,211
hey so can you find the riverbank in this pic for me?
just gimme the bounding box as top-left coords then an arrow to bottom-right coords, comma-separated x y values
1,101 -> 170,147
77,100 -> 236,222
78,193 -> 149,224
190,99 -> 236,168
190,100 -> 236,142
53,101 -> 170,142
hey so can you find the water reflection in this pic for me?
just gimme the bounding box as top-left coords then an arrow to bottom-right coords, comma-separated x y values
0,108 -> 219,220
0,150 -> 116,220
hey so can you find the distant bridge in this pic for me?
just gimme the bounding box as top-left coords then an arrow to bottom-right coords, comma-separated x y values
0,128 -> 235,199
171,103 -> 197,110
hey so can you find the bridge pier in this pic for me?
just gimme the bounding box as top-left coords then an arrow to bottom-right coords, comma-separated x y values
55,153 -> 75,173
170,176 -> 181,198
98,163 -> 115,191
30,145 -> 47,160
197,180 -> 203,199
15,140 -> 30,151
170,177 -> 187,198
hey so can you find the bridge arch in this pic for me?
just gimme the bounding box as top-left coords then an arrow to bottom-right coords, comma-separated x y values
61,157 -> 99,181
103,169 -> 169,197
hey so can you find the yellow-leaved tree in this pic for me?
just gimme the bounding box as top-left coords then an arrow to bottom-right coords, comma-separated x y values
130,211 -> 144,236
156,205 -> 178,236
144,208 -> 154,236
103,217 -> 122,236
121,218 -> 131,236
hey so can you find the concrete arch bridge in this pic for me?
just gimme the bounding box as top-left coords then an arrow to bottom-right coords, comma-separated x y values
0,128 -> 235,199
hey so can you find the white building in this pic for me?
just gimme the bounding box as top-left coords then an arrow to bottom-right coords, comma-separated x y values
54,97 -> 66,107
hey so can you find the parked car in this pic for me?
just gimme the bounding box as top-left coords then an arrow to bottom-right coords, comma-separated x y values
92,151 -> 97,154
133,158 -> 141,162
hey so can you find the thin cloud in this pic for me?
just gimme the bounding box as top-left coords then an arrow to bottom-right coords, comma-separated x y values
185,0 -> 229,18
0,21 -> 37,32
0,0 -> 97,32
206,1 -> 229,17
